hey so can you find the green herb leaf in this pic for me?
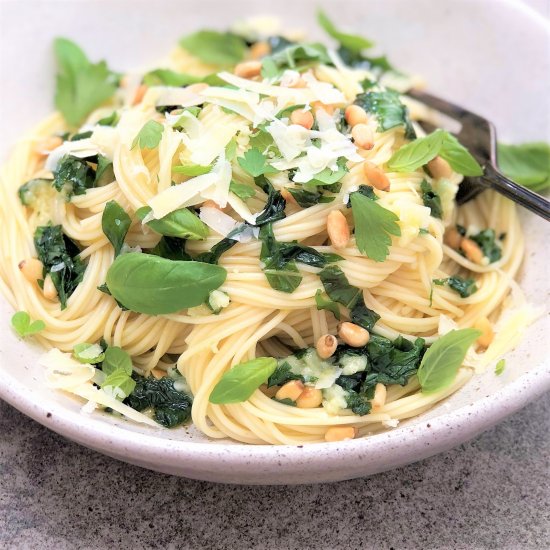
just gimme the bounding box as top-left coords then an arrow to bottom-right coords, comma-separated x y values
439,132 -> 483,176
470,229 -> 502,263
267,361 -> 304,387
420,180 -> 443,219
350,191 -> 401,262
34,225 -> 86,309
131,120 -> 164,150
417,328 -> 481,393
73,342 -> 105,364
433,276 -> 478,298
149,237 -> 191,261
261,43 -> 331,79
497,142 -> 550,192
179,30 -> 246,66
314,289 -> 341,320
237,148 -> 277,177
209,357 -> 277,404
124,374 -> 192,428
495,358 -> 506,376
18,178 -> 55,207
53,155 -> 96,198
253,176 -> 287,226
229,181 -> 256,201
102,200 -> 132,256
101,369 -> 136,400
102,346 -> 132,376
302,159 -> 348,187
11,311 -> 45,338
319,265 -> 362,310
287,187 -> 333,207
94,155 -> 114,186
53,37 -> 117,126
105,253 -> 226,314
172,163 -> 212,176
317,9 -> 375,53
97,111 -> 119,127
387,130 -> 445,172
136,206 -> 208,240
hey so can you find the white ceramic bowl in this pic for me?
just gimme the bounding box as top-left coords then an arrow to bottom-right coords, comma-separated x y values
0,0 -> 549,484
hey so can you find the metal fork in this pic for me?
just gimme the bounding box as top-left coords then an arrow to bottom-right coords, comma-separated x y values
407,90 -> 550,221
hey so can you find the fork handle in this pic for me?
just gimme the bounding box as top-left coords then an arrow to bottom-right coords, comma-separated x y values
483,163 -> 550,221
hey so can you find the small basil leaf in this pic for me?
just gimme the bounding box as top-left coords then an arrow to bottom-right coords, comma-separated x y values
136,206 -> 208,240
105,253 -> 226,315
209,357 -> 277,404
420,180 -> 443,219
102,346 -> 132,376
229,181 -> 256,201
439,133 -> 483,176
314,290 -> 341,320
102,200 -> 132,256
387,130 -> 445,172
73,342 -> 105,364
11,311 -> 45,338
101,369 -> 136,400
417,328 -> 481,393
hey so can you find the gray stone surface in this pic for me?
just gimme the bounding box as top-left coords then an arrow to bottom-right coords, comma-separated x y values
0,394 -> 548,550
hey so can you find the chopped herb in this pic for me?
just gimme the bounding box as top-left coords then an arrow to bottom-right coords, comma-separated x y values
254,176 -> 286,226
420,180 -> 443,219
18,178 -> 55,207
237,148 -> 277,177
95,155 -> 114,186
197,224 -> 251,264
149,236 -> 191,261
433,276 -> 478,298
495,358 -> 506,376
52,155 -> 96,198
272,397 -> 296,407
10,311 -> 45,338
471,229 -> 502,263
34,225 -> 86,309
497,142 -> 550,192
131,120 -> 164,150
73,342 -> 105,364
287,187 -> 334,207
179,30 -> 246,66
315,289 -> 341,320
267,361 -> 304,387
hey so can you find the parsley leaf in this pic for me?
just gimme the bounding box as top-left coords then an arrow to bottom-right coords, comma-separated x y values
11,311 -> 45,338
53,37 -> 117,126
350,191 -> 401,262
420,180 -> 443,219
237,148 -> 277,177
229,181 -> 256,201
132,120 -> 164,150
497,142 -> 550,192
317,9 -> 375,53
179,30 -> 246,66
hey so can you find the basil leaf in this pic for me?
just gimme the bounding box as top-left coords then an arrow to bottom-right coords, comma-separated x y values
149,236 -> 191,261
101,369 -> 136,400
317,9 -> 374,53
11,311 -> 45,338
229,181 -> 256,201
261,43 -> 331,79
73,342 -> 105,364
417,328 -> 481,393
209,357 -> 277,404
439,133 -> 483,176
314,290 -> 341,320
497,142 -> 550,191
34,225 -> 86,309
53,37 -> 118,126
420,180 -> 443,219
237,148 -> 277,177
53,155 -> 96,198
350,302 -> 380,332
131,120 -> 164,150
387,130 -> 445,172
102,200 -> 131,256
105,253 -> 226,314
136,206 -> 208,240
179,31 -> 246,66
102,346 -> 132,376
350,192 -> 401,262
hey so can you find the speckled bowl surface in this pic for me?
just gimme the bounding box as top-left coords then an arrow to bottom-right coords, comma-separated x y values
0,0 -> 548,484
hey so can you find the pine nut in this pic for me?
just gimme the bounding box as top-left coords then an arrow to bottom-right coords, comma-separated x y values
351,123 -> 374,150
427,156 -> 453,179
42,275 -> 57,301
296,387 -> 323,408
290,109 -> 314,130
327,210 -> 350,249
289,77 -> 307,88
234,60 -> 262,79
132,84 -> 148,106
250,41 -> 271,59
474,317 -> 494,348
363,162 -> 390,191
460,238 -> 484,264
338,322 -> 370,347
371,383 -> 387,411
444,228 -> 463,249
316,334 -> 338,359
35,136 -> 63,156
260,384 -> 278,398
312,102 -> 335,115
324,426 -> 357,442
186,83 -> 209,95
276,380 -> 305,402
18,258 -> 43,284
345,105 -> 368,127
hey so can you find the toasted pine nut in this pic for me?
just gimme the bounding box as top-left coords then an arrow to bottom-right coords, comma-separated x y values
296,387 -> 323,408
186,83 -> 209,95
345,105 -> 368,127
363,162 -> 390,191
427,156 -> 453,179
250,41 -> 271,59
474,317 -> 494,348
132,84 -> 148,106
18,258 -> 43,284
312,102 -> 335,115
338,322 -> 370,347
327,210 -> 350,249
290,109 -> 314,130
276,380 -> 305,402
371,383 -> 387,411
289,77 -> 307,88
444,228 -> 463,250
316,334 -> 338,359
324,426 -> 357,442
35,136 -> 63,156
460,238 -> 484,264
351,123 -> 374,150
42,275 -> 57,301
260,384 -> 278,398
151,368 -> 165,380
234,60 -> 262,79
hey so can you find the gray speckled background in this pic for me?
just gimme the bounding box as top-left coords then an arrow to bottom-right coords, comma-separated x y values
1,394 -> 548,550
